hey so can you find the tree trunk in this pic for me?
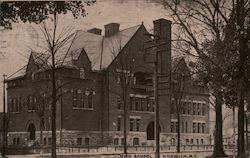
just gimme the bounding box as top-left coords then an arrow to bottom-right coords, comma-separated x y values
212,92 -> 227,157
177,112 -> 180,153
51,58 -> 57,158
123,97 -> 127,154
238,82 -> 245,158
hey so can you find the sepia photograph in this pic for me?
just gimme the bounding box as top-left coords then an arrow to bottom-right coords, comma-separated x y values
0,0 -> 250,158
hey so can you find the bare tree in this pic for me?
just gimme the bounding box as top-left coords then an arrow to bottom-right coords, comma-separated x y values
1,2 -> 96,157
159,0 -> 249,157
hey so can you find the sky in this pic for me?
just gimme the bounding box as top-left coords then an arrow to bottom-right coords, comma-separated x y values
0,0 -> 235,137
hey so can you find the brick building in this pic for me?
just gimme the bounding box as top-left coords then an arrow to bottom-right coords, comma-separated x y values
6,18 -> 210,147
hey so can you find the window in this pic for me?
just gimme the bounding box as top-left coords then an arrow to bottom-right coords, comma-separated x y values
193,103 -> 196,115
87,91 -> 93,108
191,139 -> 194,144
18,97 -> 22,112
114,138 -> 119,145
175,122 -> 179,133
187,103 -> 191,114
117,96 -> 121,109
197,123 -> 200,133
85,138 -> 90,146
79,68 -> 85,79
117,72 -> 121,83
202,123 -> 205,133
17,138 -> 20,145
130,119 -> 134,131
193,123 -> 196,133
196,139 -> 199,144
135,98 -> 139,111
81,93 -> 85,108
181,122 -> 184,133
186,139 -> 189,144
73,89 -> 77,107
130,97 -> 134,110
201,139 -> 204,144
133,138 -> 139,146
121,138 -> 124,145
12,98 -> 18,112
44,138 -> 47,145
202,104 -> 205,115
141,98 -> 145,111
136,119 -> 140,131
185,122 -> 188,133
48,138 -> 52,145
170,122 -> 174,133
117,117 -> 121,131
197,104 -> 200,115
13,138 -> 16,145
77,137 -> 82,146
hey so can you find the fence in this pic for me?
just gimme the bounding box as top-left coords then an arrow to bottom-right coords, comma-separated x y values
6,144 -> 236,155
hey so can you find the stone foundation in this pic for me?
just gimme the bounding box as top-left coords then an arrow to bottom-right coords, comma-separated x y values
7,130 -> 211,147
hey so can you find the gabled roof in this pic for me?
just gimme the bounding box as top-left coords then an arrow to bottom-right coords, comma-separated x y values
8,23 -> 143,80
63,24 -> 142,70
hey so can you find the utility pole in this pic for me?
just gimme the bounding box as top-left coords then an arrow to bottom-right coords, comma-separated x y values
154,45 -> 159,158
2,74 -> 7,158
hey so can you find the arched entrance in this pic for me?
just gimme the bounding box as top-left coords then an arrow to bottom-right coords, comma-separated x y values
146,121 -> 161,140
28,123 -> 36,140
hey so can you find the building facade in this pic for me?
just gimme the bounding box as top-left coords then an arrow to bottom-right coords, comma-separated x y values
6,18 -> 210,148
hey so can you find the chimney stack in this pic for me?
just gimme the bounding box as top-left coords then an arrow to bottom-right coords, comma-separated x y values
153,18 -> 172,76
104,23 -> 120,37
87,28 -> 102,35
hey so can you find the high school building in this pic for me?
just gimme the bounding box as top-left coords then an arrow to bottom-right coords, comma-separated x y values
6,18 -> 210,147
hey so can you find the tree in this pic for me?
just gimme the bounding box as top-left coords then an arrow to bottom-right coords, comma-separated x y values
160,0 -> 246,157
0,1 -> 96,158
171,59 -> 190,153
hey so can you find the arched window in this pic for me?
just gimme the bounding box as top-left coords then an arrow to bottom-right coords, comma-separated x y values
28,123 -> 36,140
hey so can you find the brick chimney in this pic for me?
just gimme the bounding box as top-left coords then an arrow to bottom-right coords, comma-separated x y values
87,28 -> 102,35
104,23 -> 120,37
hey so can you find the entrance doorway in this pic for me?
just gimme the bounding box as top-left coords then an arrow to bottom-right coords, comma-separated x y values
146,121 -> 161,140
28,123 -> 36,140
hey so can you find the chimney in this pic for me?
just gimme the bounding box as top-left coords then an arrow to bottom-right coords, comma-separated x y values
104,23 -> 120,37
153,18 -> 172,75
87,28 -> 102,35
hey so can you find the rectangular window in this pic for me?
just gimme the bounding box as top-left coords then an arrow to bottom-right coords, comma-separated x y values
197,103 -> 200,115
77,137 -> 82,146
79,68 -> 85,79
136,119 -> 140,131
117,117 -> 121,131
135,98 -> 139,111
130,119 -> 134,131
193,123 -> 196,133
87,92 -> 93,109
117,96 -> 121,110
43,138 -> 47,145
146,98 -> 150,111
182,122 -> 184,133
48,138 -> 52,145
197,123 -> 200,133
141,98 -> 145,111
187,103 -> 190,115
114,138 -> 119,145
170,122 -> 174,133
202,104 -> 205,115
130,97 -> 134,110
193,103 -> 196,115
202,123 -> 205,133
81,93 -> 85,108
201,139 -> 204,144
133,138 -> 139,146
185,122 -> 188,133
175,122 -> 179,133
